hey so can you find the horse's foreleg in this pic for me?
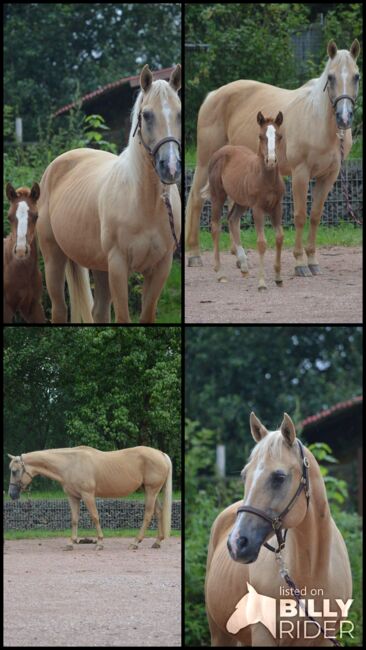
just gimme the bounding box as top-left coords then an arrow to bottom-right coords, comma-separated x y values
3,299 -> 14,323
26,298 -> 46,324
254,211 -> 267,290
292,168 -> 312,277
274,223 -> 284,286
66,496 -> 81,549
305,171 -> 338,275
81,493 -> 104,550
107,250 -> 131,323
129,487 -> 159,550
211,198 -> 226,282
139,253 -> 172,323
185,164 -> 208,266
228,204 -> 248,275
92,270 -> 111,323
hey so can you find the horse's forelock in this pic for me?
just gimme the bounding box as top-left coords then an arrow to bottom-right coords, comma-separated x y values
249,431 -> 288,464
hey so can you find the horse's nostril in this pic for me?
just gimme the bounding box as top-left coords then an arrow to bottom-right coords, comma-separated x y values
237,535 -> 248,551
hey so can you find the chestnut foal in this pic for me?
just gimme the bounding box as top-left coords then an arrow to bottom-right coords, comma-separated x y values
4,183 -> 45,323
202,112 -> 285,290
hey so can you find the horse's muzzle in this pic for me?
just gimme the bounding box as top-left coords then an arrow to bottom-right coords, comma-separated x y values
8,486 -> 21,500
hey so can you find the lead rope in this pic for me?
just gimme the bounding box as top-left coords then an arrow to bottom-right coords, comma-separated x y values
162,190 -> 179,251
275,550 -> 342,647
337,130 -> 362,226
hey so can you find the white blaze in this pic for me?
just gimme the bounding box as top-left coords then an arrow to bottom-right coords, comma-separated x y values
340,66 -> 350,123
162,100 -> 179,177
266,125 -> 276,162
15,201 -> 29,250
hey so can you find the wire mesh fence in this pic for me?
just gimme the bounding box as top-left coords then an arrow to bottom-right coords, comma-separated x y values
4,498 -> 181,531
185,159 -> 363,230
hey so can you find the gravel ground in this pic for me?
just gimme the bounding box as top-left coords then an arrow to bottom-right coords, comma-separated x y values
185,246 -> 362,323
4,537 -> 181,647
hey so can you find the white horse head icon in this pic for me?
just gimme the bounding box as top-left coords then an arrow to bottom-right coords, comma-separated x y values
226,582 -> 277,638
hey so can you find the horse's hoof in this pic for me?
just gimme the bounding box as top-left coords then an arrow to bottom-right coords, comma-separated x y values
308,264 -> 321,275
275,280 -> 283,286
65,544 -> 74,551
128,543 -> 139,550
295,266 -> 312,277
258,286 -> 267,292
95,543 -> 104,551
217,276 -> 228,283
151,542 -> 161,549
188,255 -> 203,267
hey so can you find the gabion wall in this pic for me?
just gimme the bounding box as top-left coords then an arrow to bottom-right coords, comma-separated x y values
185,159 -> 363,229
4,499 -> 181,531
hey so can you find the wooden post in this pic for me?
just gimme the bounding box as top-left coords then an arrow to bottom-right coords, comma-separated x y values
15,117 -> 23,143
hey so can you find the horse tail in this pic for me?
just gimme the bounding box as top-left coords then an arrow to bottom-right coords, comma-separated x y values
161,453 -> 172,539
65,260 -> 94,323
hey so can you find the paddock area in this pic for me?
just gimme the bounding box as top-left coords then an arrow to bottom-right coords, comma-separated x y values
185,246 -> 362,323
4,537 -> 181,647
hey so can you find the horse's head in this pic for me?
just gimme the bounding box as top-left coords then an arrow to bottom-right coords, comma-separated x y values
5,183 -> 40,258
8,454 -> 34,499
136,64 -> 181,184
256,111 -> 284,170
325,39 -> 360,129
227,412 -> 309,564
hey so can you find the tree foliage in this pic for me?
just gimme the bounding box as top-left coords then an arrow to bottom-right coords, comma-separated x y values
185,326 -> 362,474
4,3 -> 181,140
4,327 -> 181,486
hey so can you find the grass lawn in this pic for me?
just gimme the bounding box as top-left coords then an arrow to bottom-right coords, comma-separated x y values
5,528 -> 181,540
4,489 -> 181,500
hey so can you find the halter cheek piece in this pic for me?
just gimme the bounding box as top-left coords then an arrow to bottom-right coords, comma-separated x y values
323,78 -> 356,125
9,455 -> 33,491
236,440 -> 310,554
132,111 -> 181,184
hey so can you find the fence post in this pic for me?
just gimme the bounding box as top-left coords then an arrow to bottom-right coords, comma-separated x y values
216,444 -> 226,478
15,117 -> 23,143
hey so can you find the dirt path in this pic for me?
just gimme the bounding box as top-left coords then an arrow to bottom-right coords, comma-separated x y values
4,537 -> 181,647
185,246 -> 362,323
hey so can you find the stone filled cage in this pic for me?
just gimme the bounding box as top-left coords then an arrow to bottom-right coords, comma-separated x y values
4,499 -> 181,531
185,160 -> 363,230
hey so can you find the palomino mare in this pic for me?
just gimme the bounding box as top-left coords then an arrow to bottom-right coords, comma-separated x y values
37,64 -> 181,323
8,446 -> 172,550
201,112 -> 285,289
4,183 -> 45,323
186,40 -> 360,276
205,412 -> 352,646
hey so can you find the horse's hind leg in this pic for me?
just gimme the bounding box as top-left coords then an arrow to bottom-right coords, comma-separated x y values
129,486 -> 159,550
66,495 -> 81,550
228,204 -> 249,275
92,270 -> 111,323
151,496 -> 163,549
81,493 -> 104,550
211,194 -> 226,282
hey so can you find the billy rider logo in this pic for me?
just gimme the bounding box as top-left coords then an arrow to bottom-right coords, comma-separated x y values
226,583 -> 354,642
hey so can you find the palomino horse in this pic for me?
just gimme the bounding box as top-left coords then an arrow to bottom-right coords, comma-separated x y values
8,446 -> 172,550
206,412 -> 352,646
186,40 -> 360,276
37,64 -> 181,323
201,112 -> 285,289
4,183 -> 45,323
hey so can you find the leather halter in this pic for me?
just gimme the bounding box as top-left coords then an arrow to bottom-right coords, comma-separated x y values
9,455 -> 33,491
323,78 -> 356,126
132,110 -> 181,185
236,440 -> 310,554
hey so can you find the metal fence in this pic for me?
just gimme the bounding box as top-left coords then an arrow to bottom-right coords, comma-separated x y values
185,160 -> 363,230
4,498 -> 181,531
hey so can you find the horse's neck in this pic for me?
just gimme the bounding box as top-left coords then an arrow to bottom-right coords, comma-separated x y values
299,77 -> 340,144
23,451 -> 66,482
288,463 -> 332,578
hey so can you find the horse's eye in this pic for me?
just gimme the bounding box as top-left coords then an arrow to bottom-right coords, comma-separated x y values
272,472 -> 286,485
143,110 -> 154,122
328,74 -> 335,83
354,74 -> 360,82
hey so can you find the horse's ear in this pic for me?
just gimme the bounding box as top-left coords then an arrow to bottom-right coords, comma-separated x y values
169,64 -> 181,92
250,412 -> 268,442
30,182 -> 40,202
8,454 -> 16,460
6,183 -> 17,202
327,40 -> 338,59
280,413 -> 296,446
350,39 -> 360,61
140,65 -> 153,93
275,111 -> 283,127
257,111 -> 265,126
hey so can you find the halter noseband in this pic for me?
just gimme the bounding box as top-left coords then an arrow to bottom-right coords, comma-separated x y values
9,455 -> 33,491
236,440 -> 310,554
132,110 -> 181,185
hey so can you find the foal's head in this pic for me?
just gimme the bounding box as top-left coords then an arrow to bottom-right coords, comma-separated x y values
136,64 -> 181,184
324,39 -> 360,129
257,111 -> 284,170
6,183 -> 40,258
227,412 -> 309,564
